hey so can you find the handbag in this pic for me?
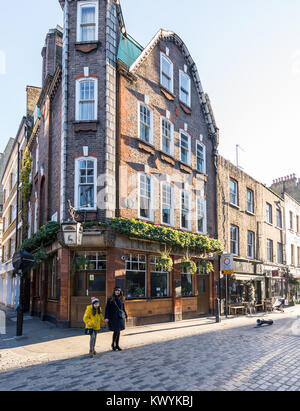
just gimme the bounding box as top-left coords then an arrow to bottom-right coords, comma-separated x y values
85,328 -> 94,336
113,299 -> 126,319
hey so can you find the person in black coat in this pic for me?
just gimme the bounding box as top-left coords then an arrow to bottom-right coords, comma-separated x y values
105,287 -> 128,351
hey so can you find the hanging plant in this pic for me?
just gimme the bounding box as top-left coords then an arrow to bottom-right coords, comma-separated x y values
71,255 -> 91,275
33,249 -> 51,269
181,258 -> 197,275
156,252 -> 173,272
200,260 -> 214,274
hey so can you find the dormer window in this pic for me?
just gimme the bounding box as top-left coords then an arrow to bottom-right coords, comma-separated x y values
77,1 -> 98,42
160,53 -> 174,93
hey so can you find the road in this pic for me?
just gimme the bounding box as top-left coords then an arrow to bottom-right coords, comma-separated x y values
1,306 -> 300,391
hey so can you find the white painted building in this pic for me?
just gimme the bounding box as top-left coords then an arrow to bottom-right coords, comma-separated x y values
283,192 -> 300,299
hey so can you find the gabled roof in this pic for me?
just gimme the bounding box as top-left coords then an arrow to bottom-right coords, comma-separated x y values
128,29 -> 218,138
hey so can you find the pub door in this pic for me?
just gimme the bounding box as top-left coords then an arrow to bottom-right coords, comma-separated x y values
71,271 -> 106,328
197,275 -> 209,314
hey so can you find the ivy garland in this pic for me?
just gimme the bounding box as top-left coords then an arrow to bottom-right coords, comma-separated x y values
20,149 -> 33,242
83,218 -> 224,255
20,221 -> 60,253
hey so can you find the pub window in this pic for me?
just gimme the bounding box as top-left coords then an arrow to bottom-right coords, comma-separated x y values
179,70 -> 191,107
160,53 -> 174,93
139,173 -> 154,221
74,252 -> 107,295
139,102 -> 153,144
181,190 -> 192,231
75,157 -> 97,210
48,257 -> 58,300
161,181 -> 174,226
180,131 -> 191,165
161,117 -> 174,156
76,78 -> 98,121
125,254 -> 146,299
181,265 -> 194,297
197,197 -> 207,234
196,141 -> 206,174
150,256 -> 170,298
77,1 -> 98,42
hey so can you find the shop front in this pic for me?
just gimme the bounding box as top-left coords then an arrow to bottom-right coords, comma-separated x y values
264,266 -> 289,301
28,221 -> 222,328
221,259 -> 265,315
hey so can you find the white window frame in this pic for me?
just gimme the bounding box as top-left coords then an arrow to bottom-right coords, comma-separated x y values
161,181 -> 174,226
197,197 -> 207,234
181,190 -> 192,231
138,173 -> 154,222
266,203 -> 273,224
196,141 -> 206,174
248,231 -> 255,259
138,102 -> 154,144
77,1 -> 99,42
246,188 -> 254,214
75,77 -> 98,121
160,117 -> 174,156
180,130 -> 191,166
179,70 -> 191,107
74,157 -> 97,211
230,225 -> 239,256
267,239 -> 273,262
160,52 -> 174,93
230,179 -> 238,206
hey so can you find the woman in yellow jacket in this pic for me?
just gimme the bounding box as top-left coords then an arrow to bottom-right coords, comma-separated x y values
83,297 -> 105,358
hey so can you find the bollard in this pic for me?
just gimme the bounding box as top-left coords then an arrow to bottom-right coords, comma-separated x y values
216,298 -> 221,323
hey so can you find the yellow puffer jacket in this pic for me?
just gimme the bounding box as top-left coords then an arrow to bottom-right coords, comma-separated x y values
83,305 -> 105,331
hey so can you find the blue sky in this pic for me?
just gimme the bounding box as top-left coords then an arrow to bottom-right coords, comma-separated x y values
1,0 -> 300,185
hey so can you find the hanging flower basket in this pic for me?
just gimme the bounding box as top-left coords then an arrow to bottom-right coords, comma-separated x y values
156,253 -> 173,272
200,260 -> 214,274
181,258 -> 197,275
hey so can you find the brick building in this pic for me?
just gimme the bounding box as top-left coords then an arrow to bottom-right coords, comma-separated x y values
217,156 -> 288,314
0,86 -> 40,308
18,0 -> 223,328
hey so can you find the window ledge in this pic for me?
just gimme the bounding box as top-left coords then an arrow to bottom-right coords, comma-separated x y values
75,41 -> 100,53
137,140 -> 155,156
229,203 -> 240,210
74,121 -> 98,133
160,151 -> 175,166
179,101 -> 192,115
160,86 -> 175,101
265,221 -> 273,227
245,210 -> 255,216
178,161 -> 193,174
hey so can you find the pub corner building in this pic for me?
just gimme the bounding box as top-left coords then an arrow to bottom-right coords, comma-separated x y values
4,0 -> 225,328
26,219 -> 223,328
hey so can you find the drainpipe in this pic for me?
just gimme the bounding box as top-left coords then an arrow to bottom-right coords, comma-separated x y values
60,0 -> 69,223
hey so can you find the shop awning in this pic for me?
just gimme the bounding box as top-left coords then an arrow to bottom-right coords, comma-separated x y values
233,274 -> 265,281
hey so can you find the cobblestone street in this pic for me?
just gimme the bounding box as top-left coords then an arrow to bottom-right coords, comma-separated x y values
1,306 -> 300,391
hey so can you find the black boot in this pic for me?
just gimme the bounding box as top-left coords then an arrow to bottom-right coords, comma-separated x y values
115,333 -> 122,351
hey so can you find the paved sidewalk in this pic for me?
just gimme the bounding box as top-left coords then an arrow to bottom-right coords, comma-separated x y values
1,306 -> 300,391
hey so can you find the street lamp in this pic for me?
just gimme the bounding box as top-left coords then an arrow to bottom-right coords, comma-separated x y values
12,250 -> 35,336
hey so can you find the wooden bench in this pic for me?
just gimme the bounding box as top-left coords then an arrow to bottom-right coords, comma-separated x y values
229,305 -> 246,315
255,304 -> 263,312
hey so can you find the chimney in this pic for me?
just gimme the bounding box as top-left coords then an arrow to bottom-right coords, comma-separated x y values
42,26 -> 63,87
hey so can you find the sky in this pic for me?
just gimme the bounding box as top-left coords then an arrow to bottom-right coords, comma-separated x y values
1,0 -> 300,186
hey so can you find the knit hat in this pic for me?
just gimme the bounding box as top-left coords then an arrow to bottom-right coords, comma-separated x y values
91,297 -> 99,305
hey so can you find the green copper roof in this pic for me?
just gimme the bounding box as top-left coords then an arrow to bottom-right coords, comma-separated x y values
117,34 -> 143,67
